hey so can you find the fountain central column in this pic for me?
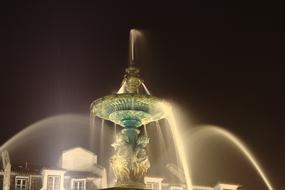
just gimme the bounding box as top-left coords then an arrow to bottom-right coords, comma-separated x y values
110,127 -> 150,187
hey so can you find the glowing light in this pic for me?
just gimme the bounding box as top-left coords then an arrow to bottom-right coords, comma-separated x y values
192,126 -> 274,190
162,103 -> 193,190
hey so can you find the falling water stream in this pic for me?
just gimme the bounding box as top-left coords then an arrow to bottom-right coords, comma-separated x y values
89,112 -> 96,151
0,114 -> 89,153
100,119 -> 105,163
162,104 -> 194,190
0,29 -> 275,190
142,82 -> 151,95
0,101 -> 274,190
155,121 -> 167,154
189,126 -> 274,190
143,124 -> 148,137
114,123 -> 117,141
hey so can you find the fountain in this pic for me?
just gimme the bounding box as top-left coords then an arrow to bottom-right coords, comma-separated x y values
90,67 -> 169,188
88,29 -> 273,190
0,29 -> 275,190
89,29 -> 192,189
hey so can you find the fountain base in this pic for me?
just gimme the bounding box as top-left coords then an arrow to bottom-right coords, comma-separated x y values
102,186 -> 149,190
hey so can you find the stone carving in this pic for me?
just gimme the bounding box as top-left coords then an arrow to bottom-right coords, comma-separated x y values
110,132 -> 150,185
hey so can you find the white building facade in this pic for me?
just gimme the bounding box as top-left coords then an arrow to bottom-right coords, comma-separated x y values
1,147 -> 240,190
144,177 -> 240,190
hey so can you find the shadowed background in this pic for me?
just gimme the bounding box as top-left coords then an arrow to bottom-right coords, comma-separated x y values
0,1 -> 284,190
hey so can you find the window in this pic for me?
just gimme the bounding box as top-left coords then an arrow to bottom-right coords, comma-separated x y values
30,176 -> 42,190
47,175 -> 61,190
146,182 -> 159,190
171,186 -> 183,190
15,177 -> 29,190
71,179 -> 85,190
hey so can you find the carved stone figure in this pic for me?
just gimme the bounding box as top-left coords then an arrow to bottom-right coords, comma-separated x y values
110,132 -> 150,185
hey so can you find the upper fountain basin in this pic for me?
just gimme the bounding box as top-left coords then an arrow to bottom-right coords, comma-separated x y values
90,94 -> 168,128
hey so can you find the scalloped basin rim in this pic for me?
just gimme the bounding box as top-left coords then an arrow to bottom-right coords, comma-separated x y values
90,93 -> 168,127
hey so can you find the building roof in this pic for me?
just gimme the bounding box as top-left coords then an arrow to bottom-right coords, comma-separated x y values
3,164 -> 101,179
65,171 -> 100,178
59,147 -> 98,171
11,164 -> 42,175
62,147 -> 95,156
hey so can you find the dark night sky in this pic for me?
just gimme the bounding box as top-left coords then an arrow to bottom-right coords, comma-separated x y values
1,1 -> 285,189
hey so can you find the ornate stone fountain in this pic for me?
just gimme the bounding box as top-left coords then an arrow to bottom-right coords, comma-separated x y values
90,66 -> 168,188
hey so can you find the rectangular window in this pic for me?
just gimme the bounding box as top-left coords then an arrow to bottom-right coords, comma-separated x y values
15,177 -> 29,190
146,182 -> 159,190
47,175 -> 61,190
30,176 -> 42,190
72,179 -> 85,190
172,187 -> 183,190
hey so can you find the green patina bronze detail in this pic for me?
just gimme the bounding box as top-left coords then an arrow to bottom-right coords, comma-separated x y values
90,93 -> 167,128
90,66 -> 169,186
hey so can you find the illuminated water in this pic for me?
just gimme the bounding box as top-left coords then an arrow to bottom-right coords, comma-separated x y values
0,29 -> 275,190
130,29 -> 143,64
188,125 -> 274,190
164,107 -> 194,190
90,112 -> 96,151
142,82 -> 151,95
114,123 -> 117,141
155,121 -> 167,156
0,114 -> 88,152
0,109 -> 275,190
143,124 -> 148,137
0,114 -> 89,164
100,119 -> 105,163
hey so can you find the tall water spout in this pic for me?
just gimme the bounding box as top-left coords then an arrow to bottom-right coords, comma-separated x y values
130,29 -> 143,65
